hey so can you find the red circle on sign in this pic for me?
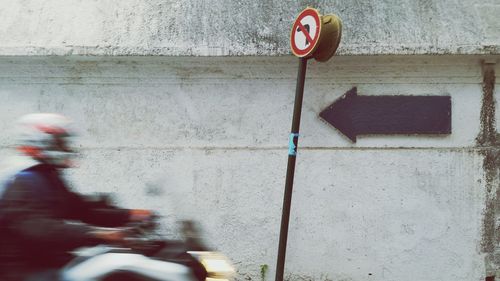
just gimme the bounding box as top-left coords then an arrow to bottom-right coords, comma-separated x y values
290,8 -> 321,57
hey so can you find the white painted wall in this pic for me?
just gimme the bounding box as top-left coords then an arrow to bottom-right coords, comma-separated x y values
0,55 -> 494,281
0,0 -> 499,56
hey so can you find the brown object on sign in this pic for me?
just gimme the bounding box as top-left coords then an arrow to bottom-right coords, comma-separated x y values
313,14 -> 342,62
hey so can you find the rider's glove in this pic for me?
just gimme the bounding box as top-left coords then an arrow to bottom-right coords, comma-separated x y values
129,209 -> 154,222
90,228 -> 126,244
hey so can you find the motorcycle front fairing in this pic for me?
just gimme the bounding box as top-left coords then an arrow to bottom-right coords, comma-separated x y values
61,246 -> 198,281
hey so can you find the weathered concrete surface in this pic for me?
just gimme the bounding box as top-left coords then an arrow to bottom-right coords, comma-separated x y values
0,0 -> 499,56
73,149 -> 484,281
0,55 -> 494,148
0,55 -> 495,280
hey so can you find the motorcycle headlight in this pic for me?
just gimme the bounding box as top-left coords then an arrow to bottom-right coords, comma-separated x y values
188,251 -> 235,280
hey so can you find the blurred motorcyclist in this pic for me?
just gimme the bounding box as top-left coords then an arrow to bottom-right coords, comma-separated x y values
0,113 -> 153,281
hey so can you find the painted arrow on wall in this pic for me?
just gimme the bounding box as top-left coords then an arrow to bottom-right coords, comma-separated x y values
319,87 -> 452,142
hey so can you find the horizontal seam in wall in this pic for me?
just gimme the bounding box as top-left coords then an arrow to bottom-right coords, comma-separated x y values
0,76 -> 482,78
67,146 -> 498,151
0,82 -> 485,86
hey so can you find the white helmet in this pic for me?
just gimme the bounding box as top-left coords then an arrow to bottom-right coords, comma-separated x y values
16,113 -> 76,168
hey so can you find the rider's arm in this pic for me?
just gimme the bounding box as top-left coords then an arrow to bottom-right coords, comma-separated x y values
66,191 -> 132,227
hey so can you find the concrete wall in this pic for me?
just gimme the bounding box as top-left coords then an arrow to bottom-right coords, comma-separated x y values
0,0 -> 499,56
0,55 -> 498,281
0,1 -> 499,280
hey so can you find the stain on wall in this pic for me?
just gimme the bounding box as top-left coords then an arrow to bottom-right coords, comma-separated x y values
478,61 -> 500,278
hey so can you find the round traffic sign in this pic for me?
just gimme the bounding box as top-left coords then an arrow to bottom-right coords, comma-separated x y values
290,8 -> 322,57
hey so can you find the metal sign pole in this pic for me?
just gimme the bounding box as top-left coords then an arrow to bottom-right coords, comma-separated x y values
275,57 -> 308,281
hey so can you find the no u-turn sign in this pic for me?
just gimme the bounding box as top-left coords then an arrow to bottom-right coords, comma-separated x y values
290,8 -> 321,57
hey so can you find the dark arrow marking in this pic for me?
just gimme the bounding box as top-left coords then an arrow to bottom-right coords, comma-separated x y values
319,87 -> 452,142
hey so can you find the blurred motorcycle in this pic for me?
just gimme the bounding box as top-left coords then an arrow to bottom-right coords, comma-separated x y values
60,219 -> 235,281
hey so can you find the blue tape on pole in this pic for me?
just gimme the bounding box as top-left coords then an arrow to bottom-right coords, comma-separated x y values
288,133 -> 299,156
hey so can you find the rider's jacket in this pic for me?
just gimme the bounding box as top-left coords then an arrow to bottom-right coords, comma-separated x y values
0,156 -> 132,270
